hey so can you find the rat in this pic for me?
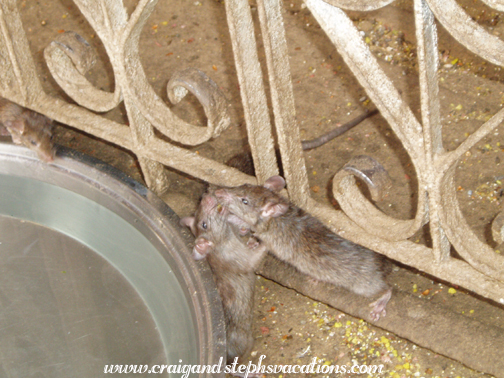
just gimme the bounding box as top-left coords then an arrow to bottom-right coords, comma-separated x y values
0,97 -> 54,162
180,193 -> 267,364
226,109 -> 378,175
214,176 -> 392,321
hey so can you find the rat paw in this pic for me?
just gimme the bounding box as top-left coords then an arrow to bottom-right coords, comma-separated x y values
246,237 -> 260,249
369,306 -> 386,321
368,288 -> 392,321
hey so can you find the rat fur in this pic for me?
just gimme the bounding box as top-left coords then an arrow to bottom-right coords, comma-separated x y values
214,176 -> 392,321
181,193 -> 266,363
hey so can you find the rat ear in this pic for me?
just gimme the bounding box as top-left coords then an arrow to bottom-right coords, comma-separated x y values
206,184 -> 221,194
0,125 -> 10,136
193,237 -> 214,260
263,176 -> 286,192
4,120 -> 24,144
261,200 -> 289,218
180,216 -> 196,235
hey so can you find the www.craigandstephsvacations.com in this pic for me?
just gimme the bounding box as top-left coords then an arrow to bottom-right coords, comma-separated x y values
103,355 -> 385,376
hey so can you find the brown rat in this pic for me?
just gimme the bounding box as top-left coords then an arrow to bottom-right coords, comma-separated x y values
0,97 -> 54,162
214,176 -> 392,321
181,193 -> 267,364
226,109 -> 378,175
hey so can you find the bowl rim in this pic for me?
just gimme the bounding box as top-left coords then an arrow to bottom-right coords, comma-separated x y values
0,141 -> 227,377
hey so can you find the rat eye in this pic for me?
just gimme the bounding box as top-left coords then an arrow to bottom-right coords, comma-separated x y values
201,221 -> 207,230
30,140 -> 38,146
241,198 -> 248,205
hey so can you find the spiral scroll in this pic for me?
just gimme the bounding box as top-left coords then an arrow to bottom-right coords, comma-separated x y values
332,155 -> 428,242
166,68 -> 231,140
45,31 -> 122,112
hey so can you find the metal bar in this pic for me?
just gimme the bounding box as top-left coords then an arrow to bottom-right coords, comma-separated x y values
256,0 -> 310,206
224,0 -> 279,183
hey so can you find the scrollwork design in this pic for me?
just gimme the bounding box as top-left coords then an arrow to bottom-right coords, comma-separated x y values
305,0 -> 430,242
331,156 -> 427,243
45,31 -> 122,112
0,0 -> 237,194
166,68 -> 231,140
46,0 -> 231,146
306,0 -> 504,286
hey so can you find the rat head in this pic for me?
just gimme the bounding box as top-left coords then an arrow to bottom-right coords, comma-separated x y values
214,175 -> 289,227
180,193 -> 227,260
6,111 -> 54,162
180,193 -> 226,237
181,192 -> 240,260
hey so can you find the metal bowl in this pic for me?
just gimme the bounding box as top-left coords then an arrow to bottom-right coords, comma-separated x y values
0,142 -> 225,378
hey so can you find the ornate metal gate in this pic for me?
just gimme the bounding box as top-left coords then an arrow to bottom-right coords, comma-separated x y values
1,0 -> 503,304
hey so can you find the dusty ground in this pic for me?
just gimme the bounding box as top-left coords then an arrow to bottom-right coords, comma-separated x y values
14,0 -> 504,377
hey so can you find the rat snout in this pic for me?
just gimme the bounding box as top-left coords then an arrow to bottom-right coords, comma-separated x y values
38,148 -> 55,163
